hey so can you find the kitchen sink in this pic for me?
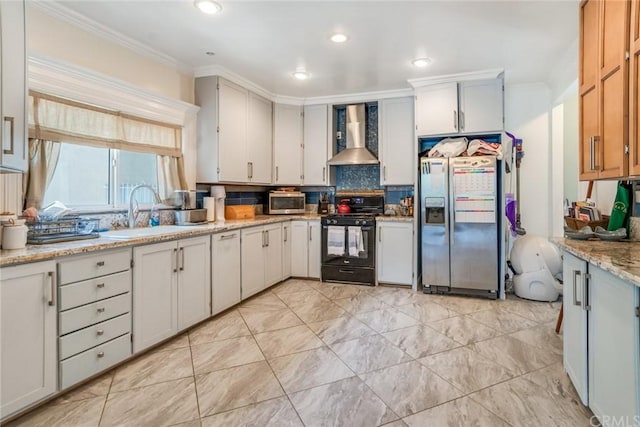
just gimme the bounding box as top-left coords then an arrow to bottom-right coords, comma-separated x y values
100,225 -> 192,241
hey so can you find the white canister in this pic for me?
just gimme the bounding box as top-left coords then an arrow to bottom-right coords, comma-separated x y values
203,197 -> 216,222
2,222 -> 28,249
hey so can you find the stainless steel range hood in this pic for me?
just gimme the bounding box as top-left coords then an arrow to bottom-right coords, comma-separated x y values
327,104 -> 379,166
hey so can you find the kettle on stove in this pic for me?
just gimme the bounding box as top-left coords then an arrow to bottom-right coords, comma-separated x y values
337,199 -> 352,214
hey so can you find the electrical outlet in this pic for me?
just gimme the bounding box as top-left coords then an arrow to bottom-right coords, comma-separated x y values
336,131 -> 343,140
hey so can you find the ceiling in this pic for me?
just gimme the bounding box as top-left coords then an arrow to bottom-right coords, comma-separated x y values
55,0 -> 578,98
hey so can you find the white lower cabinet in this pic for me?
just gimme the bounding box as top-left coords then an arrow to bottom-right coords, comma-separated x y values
133,236 -> 210,353
241,224 -> 283,300
282,221 -> 292,279
377,221 -> 414,285
290,219 -> 321,279
562,251 -> 640,424
588,266 -> 639,424
1,261 -> 57,419
562,252 -> 589,405
212,231 -> 241,315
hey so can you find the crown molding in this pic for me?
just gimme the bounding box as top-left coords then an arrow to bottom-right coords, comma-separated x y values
194,64 -> 277,102
28,54 -> 199,125
303,87 -> 415,106
30,0 -> 193,75
408,68 -> 504,88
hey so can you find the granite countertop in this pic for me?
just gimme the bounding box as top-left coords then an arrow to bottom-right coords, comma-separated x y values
553,238 -> 640,287
376,215 -> 414,222
0,214 -> 321,267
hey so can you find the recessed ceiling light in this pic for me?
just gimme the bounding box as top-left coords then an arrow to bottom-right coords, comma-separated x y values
330,33 -> 349,43
412,57 -> 432,68
292,70 -> 310,80
194,0 -> 222,15
205,51 -> 215,56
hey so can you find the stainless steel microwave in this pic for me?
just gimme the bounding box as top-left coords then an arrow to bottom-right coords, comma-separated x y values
268,191 -> 305,214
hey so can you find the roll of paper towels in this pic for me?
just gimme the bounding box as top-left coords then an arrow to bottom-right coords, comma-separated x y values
203,197 -> 216,222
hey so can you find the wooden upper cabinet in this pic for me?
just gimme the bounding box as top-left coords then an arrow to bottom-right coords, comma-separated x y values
630,0 -> 640,175
579,0 -> 630,180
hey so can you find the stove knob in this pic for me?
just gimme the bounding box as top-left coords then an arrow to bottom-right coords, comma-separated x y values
362,220 -> 367,226
355,220 -> 360,225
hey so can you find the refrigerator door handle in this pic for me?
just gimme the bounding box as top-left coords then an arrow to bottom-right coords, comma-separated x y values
447,162 -> 454,247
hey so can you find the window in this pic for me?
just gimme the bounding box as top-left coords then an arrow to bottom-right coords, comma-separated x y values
43,143 -> 158,209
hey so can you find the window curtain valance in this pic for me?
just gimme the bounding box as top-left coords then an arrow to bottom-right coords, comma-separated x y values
28,91 -> 182,157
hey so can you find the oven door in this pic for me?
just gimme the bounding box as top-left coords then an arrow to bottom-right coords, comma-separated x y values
321,224 -> 375,267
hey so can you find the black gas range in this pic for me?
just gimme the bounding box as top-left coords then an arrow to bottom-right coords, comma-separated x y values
320,194 -> 384,286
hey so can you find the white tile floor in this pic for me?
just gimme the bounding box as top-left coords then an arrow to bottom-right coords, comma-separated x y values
8,279 -> 593,427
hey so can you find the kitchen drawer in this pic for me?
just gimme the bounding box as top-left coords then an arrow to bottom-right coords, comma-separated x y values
60,333 -> 131,390
58,249 -> 131,285
59,313 -> 131,360
59,293 -> 131,335
59,270 -> 131,311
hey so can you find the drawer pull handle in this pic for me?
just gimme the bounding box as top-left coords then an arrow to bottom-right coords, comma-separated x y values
97,351 -> 105,358
97,307 -> 105,313
96,261 -> 105,267
96,283 -> 105,288
96,329 -> 104,336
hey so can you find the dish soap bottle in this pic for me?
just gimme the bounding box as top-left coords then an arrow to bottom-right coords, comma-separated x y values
149,205 -> 160,227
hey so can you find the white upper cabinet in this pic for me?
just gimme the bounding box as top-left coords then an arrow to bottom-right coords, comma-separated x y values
303,104 -> 330,186
416,82 -> 459,136
247,93 -> 273,184
458,79 -> 503,134
415,78 -> 504,137
0,0 -> 27,173
195,76 -> 273,184
217,78 -> 248,182
379,97 -> 415,185
273,104 -> 303,185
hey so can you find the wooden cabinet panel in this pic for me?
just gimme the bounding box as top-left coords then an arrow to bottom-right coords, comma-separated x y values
580,86 -> 600,180
630,0 -> 640,175
600,69 -> 628,178
581,0 -> 599,92
579,0 -> 630,180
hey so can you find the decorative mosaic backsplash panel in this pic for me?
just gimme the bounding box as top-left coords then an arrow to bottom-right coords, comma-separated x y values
334,103 -> 382,191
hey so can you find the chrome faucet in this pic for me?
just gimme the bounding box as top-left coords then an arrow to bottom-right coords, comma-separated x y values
128,184 -> 162,229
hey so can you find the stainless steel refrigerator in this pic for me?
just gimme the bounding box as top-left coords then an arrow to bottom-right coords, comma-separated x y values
420,155 -> 499,298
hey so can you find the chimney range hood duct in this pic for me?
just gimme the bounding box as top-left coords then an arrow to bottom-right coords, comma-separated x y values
327,104 -> 379,166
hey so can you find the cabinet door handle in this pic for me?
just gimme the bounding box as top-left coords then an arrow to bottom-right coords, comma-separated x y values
323,167 -> 326,182
179,247 -> 185,271
589,136 -> 595,171
97,307 -> 105,313
284,226 -> 288,242
47,271 -> 56,306
96,261 -> 105,267
97,351 -> 105,358
96,329 -> 104,336
266,230 -> 270,247
220,233 -> 236,240
96,282 -> 105,289
309,226 -> 312,242
173,248 -> 178,273
460,111 -> 465,130
583,273 -> 591,311
383,166 -> 387,181
262,230 -> 266,247
3,116 -> 14,155
247,162 -> 251,179
453,111 -> 458,130
378,228 -> 381,242
572,270 -> 582,306
276,166 -> 279,182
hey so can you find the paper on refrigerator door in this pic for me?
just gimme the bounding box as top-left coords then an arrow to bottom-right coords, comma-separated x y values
454,196 -> 496,223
